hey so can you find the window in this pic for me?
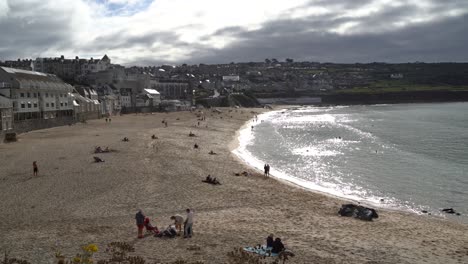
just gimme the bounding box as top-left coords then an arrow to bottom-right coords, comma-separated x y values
33,93 -> 37,98
28,103 -> 31,108
51,103 -> 54,107
60,102 -> 63,107
65,102 -> 68,106
46,103 -> 49,107
27,92 -> 30,98
34,103 -> 38,108
20,93 -> 25,98
37,92 -> 41,97
45,93 -> 49,97
21,103 -> 25,108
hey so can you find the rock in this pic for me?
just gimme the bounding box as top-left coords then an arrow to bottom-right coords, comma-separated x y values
441,208 -> 456,214
338,204 -> 378,221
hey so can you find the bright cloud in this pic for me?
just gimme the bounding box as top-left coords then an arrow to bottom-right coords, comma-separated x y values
0,0 -> 467,65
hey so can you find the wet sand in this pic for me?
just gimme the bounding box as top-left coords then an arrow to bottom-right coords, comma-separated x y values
0,109 -> 467,263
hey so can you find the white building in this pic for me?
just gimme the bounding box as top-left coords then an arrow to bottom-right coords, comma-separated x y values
151,80 -> 189,100
143,88 -> 161,106
222,75 -> 240,82
0,67 -> 74,121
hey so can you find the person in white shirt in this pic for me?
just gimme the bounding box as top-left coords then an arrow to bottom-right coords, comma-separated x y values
184,208 -> 194,238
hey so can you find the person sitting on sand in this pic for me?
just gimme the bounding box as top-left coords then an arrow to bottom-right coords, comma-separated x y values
266,234 -> 274,249
212,177 -> 221,185
189,131 -> 195,137
205,175 -> 212,182
157,225 -> 177,238
194,143 -> 199,149
122,137 -> 129,142
209,150 -> 216,155
271,238 -> 284,254
170,215 -> 184,234
95,146 -> 102,153
93,156 -> 104,163
151,134 -> 157,139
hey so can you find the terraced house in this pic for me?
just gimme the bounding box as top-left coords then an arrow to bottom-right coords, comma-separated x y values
0,67 -> 74,132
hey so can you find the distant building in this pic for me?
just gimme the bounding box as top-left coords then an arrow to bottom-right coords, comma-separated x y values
222,75 -> 240,82
390,73 -> 404,79
2,59 -> 33,71
152,80 -> 190,100
33,55 -> 111,80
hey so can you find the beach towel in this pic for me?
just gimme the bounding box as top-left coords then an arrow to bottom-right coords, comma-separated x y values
243,246 -> 278,257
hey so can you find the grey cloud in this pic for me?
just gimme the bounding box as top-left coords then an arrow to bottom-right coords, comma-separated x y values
0,1 -> 74,59
177,13 -> 468,64
88,30 -> 189,51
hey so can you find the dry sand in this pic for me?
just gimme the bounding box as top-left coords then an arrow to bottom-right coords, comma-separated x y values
0,109 -> 467,264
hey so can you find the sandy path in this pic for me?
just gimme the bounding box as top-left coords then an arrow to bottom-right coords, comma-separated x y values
0,109 -> 467,264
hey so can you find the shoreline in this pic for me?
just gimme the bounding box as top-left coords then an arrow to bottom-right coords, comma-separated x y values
230,107 -> 465,224
1,109 -> 467,263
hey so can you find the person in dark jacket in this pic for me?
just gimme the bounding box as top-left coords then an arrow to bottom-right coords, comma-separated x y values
271,238 -> 284,254
266,234 -> 274,248
135,210 -> 145,238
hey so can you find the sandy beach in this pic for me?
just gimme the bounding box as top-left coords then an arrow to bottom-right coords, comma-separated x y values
1,108 -> 468,264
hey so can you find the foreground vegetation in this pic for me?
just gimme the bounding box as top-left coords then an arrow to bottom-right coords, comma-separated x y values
2,242 -> 294,264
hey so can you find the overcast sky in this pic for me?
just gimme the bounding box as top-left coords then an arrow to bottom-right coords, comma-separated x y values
0,0 -> 467,65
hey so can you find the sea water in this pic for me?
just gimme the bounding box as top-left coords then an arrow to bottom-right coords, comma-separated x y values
233,102 -> 468,221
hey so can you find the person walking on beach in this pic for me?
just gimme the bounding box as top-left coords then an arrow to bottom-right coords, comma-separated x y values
264,164 -> 268,177
184,208 -> 194,238
266,164 -> 270,176
33,161 -> 38,176
135,210 -> 145,239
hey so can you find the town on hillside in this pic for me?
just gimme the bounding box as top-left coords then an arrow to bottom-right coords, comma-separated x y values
1,55 -> 468,139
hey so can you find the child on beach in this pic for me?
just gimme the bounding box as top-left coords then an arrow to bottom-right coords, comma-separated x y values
170,215 -> 184,234
33,161 -> 38,176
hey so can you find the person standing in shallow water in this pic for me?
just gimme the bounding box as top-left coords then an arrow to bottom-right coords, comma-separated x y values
135,210 -> 145,238
33,161 -> 38,176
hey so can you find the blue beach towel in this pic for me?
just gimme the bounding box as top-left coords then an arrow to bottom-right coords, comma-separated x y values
243,246 -> 278,257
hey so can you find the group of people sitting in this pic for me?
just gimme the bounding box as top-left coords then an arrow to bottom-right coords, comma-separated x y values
94,146 -> 110,153
202,175 -> 221,185
208,150 -> 217,155
122,137 -> 130,142
266,234 -> 285,254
